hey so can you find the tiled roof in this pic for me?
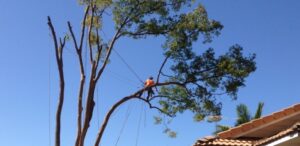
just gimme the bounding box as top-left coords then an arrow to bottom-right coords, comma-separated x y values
194,122 -> 300,146
194,136 -> 253,146
254,122 -> 300,146
218,103 -> 300,139
193,103 -> 300,146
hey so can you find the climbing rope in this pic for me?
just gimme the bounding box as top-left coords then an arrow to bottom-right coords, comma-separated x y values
100,29 -> 144,85
113,49 -> 144,84
143,103 -> 147,128
96,85 -> 100,129
48,46 -> 52,146
114,103 -> 133,146
135,102 -> 144,146
107,69 -> 141,87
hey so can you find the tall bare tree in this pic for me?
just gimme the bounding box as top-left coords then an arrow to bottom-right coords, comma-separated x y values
47,1 -> 256,146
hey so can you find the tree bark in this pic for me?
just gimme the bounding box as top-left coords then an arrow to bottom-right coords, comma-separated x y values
75,74 -> 85,146
79,63 -> 97,146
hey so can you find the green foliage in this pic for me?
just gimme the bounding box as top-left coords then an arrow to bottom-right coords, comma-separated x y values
194,113 -> 205,122
73,0 -> 257,139
254,102 -> 264,119
112,0 -> 220,39
163,128 -> 177,138
158,45 -> 255,122
159,85 -> 191,115
214,125 -> 230,135
79,0 -> 112,8
64,33 -> 70,41
88,32 -> 100,45
85,15 -> 102,29
168,131 -> 177,138
154,116 -> 163,125
235,104 -> 251,126
235,102 -> 264,126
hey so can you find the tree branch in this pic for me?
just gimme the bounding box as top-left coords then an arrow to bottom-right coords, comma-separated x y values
161,72 -> 173,78
93,78 -> 188,146
79,6 -> 91,51
156,55 -> 170,83
136,97 -> 174,117
67,7 -> 90,146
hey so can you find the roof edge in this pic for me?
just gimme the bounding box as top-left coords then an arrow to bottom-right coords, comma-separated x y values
218,103 -> 300,139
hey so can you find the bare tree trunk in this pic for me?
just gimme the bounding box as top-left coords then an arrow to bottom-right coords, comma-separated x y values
55,72 -> 65,146
79,63 -> 97,146
48,16 -> 66,146
78,12 -> 123,145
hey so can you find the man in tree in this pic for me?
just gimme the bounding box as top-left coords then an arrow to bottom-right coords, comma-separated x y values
145,76 -> 155,98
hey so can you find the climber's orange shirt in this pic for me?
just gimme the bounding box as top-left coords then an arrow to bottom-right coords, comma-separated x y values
145,79 -> 155,87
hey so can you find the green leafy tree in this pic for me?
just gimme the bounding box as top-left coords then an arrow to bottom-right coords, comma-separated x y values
47,1 -> 256,146
214,102 -> 264,134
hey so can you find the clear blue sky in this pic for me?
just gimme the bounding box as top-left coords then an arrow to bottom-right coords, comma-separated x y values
0,0 -> 300,146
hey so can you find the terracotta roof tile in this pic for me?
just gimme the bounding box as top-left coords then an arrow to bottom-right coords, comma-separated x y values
194,138 -> 253,146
